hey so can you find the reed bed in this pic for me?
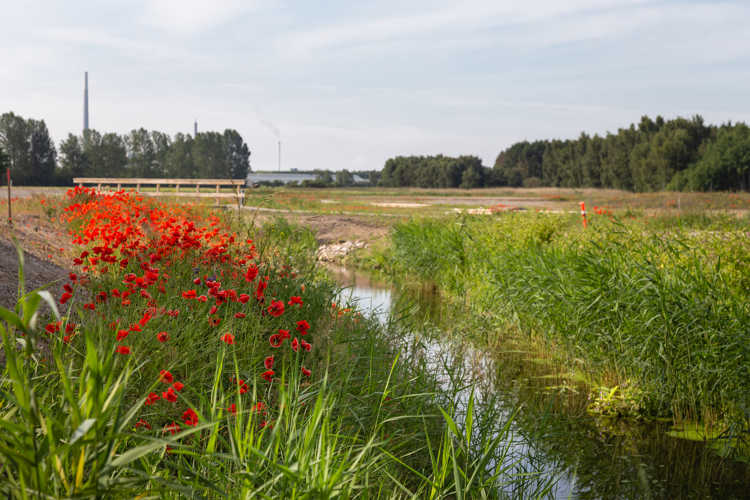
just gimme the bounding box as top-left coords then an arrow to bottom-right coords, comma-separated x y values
388,210 -> 750,450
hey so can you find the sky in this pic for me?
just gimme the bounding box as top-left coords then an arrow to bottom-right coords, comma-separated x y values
1,0 -> 749,172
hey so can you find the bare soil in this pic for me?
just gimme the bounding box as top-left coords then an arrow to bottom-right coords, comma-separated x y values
254,212 -> 392,245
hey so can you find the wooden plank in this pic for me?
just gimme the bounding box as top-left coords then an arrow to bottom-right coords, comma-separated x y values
137,192 -> 238,198
73,178 -> 245,185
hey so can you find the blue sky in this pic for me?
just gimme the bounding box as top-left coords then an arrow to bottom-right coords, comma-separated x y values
1,0 -> 748,171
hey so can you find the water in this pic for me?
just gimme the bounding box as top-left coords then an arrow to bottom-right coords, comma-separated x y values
327,265 -> 750,500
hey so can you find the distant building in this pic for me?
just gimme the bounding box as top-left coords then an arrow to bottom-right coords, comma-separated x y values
247,172 -> 316,184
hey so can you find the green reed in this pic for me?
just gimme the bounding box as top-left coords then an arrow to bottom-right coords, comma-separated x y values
388,212 -> 750,439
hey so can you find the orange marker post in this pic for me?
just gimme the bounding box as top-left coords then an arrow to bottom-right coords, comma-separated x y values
579,201 -> 587,229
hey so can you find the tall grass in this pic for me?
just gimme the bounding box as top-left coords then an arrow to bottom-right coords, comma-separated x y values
388,212 -> 750,444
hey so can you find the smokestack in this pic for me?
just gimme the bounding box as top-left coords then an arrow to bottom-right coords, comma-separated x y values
83,72 -> 89,132
194,119 -> 197,138
278,141 -> 281,172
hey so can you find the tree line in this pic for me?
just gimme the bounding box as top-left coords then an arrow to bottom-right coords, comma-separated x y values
381,116 -> 750,192
0,112 -> 251,185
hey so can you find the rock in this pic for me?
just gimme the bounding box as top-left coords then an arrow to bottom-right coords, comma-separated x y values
317,239 -> 368,262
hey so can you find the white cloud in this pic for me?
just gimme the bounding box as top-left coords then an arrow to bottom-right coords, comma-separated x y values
140,0 -> 267,34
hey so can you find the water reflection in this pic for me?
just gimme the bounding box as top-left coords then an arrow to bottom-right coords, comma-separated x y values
325,265 -> 750,499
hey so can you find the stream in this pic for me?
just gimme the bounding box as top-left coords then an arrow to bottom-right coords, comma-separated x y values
327,265 -> 750,500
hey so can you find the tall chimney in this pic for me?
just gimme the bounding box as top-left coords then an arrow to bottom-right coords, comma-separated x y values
194,119 -> 197,138
83,72 -> 89,132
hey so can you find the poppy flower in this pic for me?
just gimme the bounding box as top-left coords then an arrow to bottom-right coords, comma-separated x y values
145,392 -> 160,405
239,293 -> 250,304
227,403 -> 237,416
163,422 -> 180,435
116,329 -> 129,341
261,370 -> 274,382
83,303 -> 96,311
168,310 -> 179,317
221,333 -> 235,344
264,355 -> 274,370
269,334 -> 282,348
251,402 -> 265,413
62,334 -> 72,344
288,296 -> 303,307
237,379 -> 248,394
267,300 -> 285,317
157,332 -> 169,342
115,345 -> 131,355
296,320 -> 310,335
121,299 -> 131,306
182,290 -> 197,299
234,312 -> 246,319
129,324 -> 141,332
162,387 -> 178,402
160,370 -> 174,383
182,408 -> 199,427
209,306 -> 218,315
291,338 -> 299,352
96,291 -> 108,303
135,419 -> 151,430
300,339 -> 312,352
111,288 -> 121,297
193,277 -> 202,285
301,366 -> 312,377
172,382 -> 184,391
124,273 -> 137,282
69,272 -> 77,281
260,420 -> 273,429
64,284 -> 74,294
66,324 -> 76,334
209,317 -> 221,327
244,264 -> 259,282
198,295 -> 208,302
140,289 -> 152,299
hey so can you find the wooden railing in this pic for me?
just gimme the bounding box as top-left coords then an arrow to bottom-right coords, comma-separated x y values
73,178 -> 247,205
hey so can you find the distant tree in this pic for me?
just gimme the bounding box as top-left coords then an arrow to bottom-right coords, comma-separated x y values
165,133 -> 194,178
126,128 -> 157,177
58,133 -> 87,183
0,146 -> 9,181
0,112 -> 30,185
313,169 -> 333,183
193,132 -> 226,178
151,131 -> 172,177
27,119 -> 57,185
683,123 -> 750,192
223,129 -> 251,179
335,169 -> 354,187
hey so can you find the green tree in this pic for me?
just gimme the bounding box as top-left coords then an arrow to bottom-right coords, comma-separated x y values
193,132 -> 226,178
58,134 -> 87,184
0,112 -> 30,185
165,133 -> 195,178
126,128 -> 156,177
27,119 -> 57,185
223,129 -> 251,179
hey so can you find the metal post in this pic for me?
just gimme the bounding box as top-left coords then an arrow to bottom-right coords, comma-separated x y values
7,168 -> 10,224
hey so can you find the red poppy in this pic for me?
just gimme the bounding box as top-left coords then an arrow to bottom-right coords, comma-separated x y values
198,295 -> 208,302
124,273 -> 137,282
163,422 -> 180,435
301,366 -> 311,377
172,382 -> 184,391
182,408 -> 199,427
301,339 -> 312,352
162,387 -> 178,402
288,296 -> 303,307
64,284 -> 74,294
261,370 -> 274,382
145,392 -> 160,405
237,379 -> 248,394
269,334 -> 282,348
62,334 -> 72,344
291,338 -> 299,352
135,419 -> 152,430
121,299 -> 131,306
234,312 -> 246,318
251,402 -> 265,413
239,293 -> 250,304
260,420 -> 273,428
182,290 -> 197,299
267,300 -> 285,317
209,305 -> 218,315
221,333 -> 235,344
193,277 -> 202,285
168,310 -> 179,317
227,403 -> 237,416
45,322 -> 61,334
264,355 -> 274,370
157,332 -> 169,342
69,272 -> 77,281
66,324 -> 76,334
296,320 -> 310,335
115,345 -> 131,355
209,317 -> 221,327
116,329 -> 129,341
129,324 -> 142,332
83,303 -> 96,311
244,264 -> 259,282
160,370 -> 174,383
140,289 -> 152,299
111,288 -> 121,297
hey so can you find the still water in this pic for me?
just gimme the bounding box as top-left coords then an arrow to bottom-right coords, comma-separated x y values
327,265 -> 750,500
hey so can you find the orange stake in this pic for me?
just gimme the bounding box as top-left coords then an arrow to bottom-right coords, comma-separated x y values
579,201 -> 587,228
